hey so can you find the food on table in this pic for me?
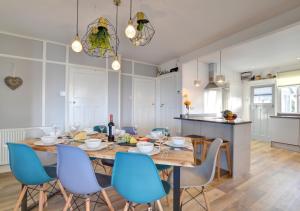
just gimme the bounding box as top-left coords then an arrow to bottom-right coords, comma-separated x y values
222,110 -> 237,121
73,131 -> 87,141
130,137 -> 137,144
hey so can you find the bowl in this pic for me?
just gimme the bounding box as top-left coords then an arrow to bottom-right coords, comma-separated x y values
41,136 -> 57,145
171,137 -> 185,146
137,141 -> 154,153
115,129 -> 126,136
150,131 -> 163,139
85,139 -> 101,149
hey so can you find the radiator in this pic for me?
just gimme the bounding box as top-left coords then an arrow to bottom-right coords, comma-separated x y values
0,128 -> 26,165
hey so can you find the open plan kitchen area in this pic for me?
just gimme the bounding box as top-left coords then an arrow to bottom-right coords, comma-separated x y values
1,1 -> 300,211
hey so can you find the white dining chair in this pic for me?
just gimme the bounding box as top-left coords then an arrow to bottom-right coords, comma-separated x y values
169,138 -> 223,210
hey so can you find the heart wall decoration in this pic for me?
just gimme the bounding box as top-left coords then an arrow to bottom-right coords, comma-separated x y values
4,76 -> 23,90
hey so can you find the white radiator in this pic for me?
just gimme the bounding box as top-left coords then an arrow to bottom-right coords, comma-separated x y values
0,128 -> 26,165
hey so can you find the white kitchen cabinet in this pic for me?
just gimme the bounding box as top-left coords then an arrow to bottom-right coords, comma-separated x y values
269,117 -> 300,146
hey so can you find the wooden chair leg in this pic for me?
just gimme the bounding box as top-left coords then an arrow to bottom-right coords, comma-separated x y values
201,143 -> 207,162
156,200 -> 163,211
14,185 -> 27,211
38,185 -> 44,211
217,152 -> 221,180
43,184 -> 48,208
86,198 -> 91,211
123,202 -> 130,211
101,189 -> 115,211
63,194 -> 73,211
202,187 -> 210,211
225,145 -> 232,176
180,188 -> 185,206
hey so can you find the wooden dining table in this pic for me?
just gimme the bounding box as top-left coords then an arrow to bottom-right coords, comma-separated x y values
23,135 -> 195,211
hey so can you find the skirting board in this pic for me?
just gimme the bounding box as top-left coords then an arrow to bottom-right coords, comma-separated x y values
271,141 -> 300,152
0,165 -> 10,173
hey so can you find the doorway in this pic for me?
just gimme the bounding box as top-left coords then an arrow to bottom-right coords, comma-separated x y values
250,85 -> 275,141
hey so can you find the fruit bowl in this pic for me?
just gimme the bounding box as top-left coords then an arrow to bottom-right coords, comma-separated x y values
222,110 -> 237,121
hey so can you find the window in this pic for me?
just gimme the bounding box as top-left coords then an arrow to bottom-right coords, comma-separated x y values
253,87 -> 273,104
280,85 -> 300,113
204,89 -> 222,113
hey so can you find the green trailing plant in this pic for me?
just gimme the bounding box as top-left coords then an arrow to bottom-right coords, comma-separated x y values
88,26 -> 112,57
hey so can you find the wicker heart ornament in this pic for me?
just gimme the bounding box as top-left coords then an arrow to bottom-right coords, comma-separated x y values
4,76 -> 23,90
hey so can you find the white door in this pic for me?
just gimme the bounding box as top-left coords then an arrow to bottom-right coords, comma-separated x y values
157,73 -> 178,135
68,66 -> 107,129
250,85 -> 275,141
133,77 -> 156,135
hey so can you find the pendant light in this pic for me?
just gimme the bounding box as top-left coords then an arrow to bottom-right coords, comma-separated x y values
216,50 -> 225,84
112,0 -> 121,71
194,57 -> 201,87
71,0 -> 83,53
125,0 -> 136,39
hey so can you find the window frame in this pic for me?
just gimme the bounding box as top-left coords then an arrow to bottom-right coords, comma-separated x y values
278,84 -> 300,115
251,85 -> 275,106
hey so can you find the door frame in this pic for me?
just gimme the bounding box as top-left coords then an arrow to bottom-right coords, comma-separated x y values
66,65 -> 108,129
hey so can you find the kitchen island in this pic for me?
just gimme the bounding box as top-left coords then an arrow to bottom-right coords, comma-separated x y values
175,116 -> 252,178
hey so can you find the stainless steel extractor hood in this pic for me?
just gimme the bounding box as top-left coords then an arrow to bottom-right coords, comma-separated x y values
204,63 -> 219,89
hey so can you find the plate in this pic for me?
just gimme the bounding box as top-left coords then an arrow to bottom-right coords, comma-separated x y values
78,142 -> 110,151
165,140 -> 192,148
145,135 -> 161,140
34,140 -> 64,146
128,147 -> 160,156
87,131 -> 98,135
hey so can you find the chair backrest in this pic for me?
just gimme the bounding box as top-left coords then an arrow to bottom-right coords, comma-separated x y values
56,144 -> 101,195
93,125 -> 107,133
121,126 -> 137,135
112,152 -> 166,204
198,138 -> 223,185
152,128 -> 170,136
7,143 -> 52,185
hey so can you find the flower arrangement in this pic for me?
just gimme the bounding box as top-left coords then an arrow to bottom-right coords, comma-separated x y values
183,92 -> 191,115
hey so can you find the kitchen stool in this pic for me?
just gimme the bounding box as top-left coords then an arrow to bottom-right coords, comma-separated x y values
185,135 -> 206,165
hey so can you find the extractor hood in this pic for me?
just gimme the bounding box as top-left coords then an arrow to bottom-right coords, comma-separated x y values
204,63 -> 219,89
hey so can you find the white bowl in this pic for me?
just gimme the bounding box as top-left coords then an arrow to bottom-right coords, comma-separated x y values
137,141 -> 154,153
115,129 -> 126,136
41,136 -> 57,145
171,137 -> 185,146
150,131 -> 162,139
85,139 -> 101,149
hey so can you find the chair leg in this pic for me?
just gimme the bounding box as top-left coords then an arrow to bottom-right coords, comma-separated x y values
63,194 -> 73,211
202,187 -> 210,211
180,188 -> 185,206
38,185 -> 44,211
225,145 -> 232,176
86,198 -> 90,211
123,202 -> 130,211
101,189 -> 115,211
156,200 -> 163,211
57,180 -> 73,210
201,143 -> 207,162
43,184 -> 48,208
217,152 -> 221,180
14,185 -> 27,211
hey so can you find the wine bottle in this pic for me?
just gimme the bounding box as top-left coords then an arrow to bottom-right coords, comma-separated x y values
108,114 -> 115,142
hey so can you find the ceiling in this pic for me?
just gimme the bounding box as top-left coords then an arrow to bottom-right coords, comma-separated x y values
198,23 -> 300,72
0,0 -> 300,65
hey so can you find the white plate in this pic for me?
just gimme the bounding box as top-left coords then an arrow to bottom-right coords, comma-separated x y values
145,134 -> 161,140
128,147 -> 160,156
78,142 -> 110,151
165,140 -> 192,148
34,140 -> 64,146
87,131 -> 98,135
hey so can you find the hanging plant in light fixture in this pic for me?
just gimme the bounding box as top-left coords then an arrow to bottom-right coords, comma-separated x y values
130,11 -> 155,46
81,16 -> 119,58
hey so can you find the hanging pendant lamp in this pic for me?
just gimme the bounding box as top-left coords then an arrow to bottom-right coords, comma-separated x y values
194,57 -> 201,87
71,0 -> 83,53
112,0 -> 121,71
216,50 -> 225,85
125,0 -> 136,39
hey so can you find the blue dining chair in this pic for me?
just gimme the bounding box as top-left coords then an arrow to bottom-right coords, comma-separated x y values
112,152 -> 170,211
7,143 -> 68,211
56,144 -> 115,211
121,126 -> 137,135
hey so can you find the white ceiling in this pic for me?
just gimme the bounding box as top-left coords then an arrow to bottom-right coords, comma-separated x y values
198,23 -> 300,72
0,0 -> 300,65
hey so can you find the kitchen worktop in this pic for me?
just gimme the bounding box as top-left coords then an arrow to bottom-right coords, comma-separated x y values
174,116 -> 252,125
270,115 -> 300,119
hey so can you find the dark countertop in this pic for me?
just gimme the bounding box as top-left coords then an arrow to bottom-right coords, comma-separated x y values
270,115 -> 300,119
174,116 -> 252,125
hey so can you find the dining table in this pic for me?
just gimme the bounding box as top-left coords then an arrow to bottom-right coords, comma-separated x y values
22,134 -> 195,211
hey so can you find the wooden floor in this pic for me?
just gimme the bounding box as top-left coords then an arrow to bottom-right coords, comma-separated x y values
1,141 -> 300,211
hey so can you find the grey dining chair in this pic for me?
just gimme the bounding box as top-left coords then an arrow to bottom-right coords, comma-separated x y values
169,138 -> 223,210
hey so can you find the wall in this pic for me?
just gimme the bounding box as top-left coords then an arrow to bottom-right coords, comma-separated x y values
0,31 -> 157,130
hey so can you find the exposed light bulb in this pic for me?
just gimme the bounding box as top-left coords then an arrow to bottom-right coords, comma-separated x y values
194,80 -> 201,87
112,57 -> 121,70
125,20 -> 136,39
71,36 -> 82,53
297,57 -> 300,60
216,75 -> 225,84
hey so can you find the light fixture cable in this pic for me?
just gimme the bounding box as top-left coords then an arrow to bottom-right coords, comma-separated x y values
76,0 -> 79,36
